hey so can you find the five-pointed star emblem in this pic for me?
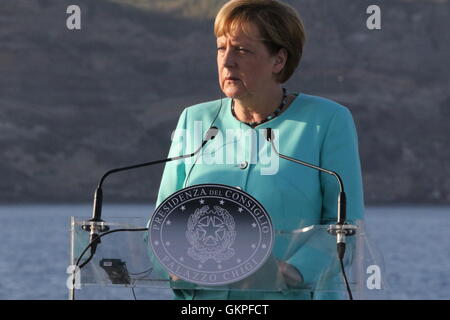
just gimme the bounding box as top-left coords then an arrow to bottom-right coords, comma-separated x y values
197,216 -> 226,245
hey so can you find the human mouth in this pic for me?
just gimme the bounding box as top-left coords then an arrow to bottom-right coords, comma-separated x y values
225,76 -> 240,81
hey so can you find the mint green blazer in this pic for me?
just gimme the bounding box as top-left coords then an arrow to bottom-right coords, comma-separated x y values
153,93 -> 365,300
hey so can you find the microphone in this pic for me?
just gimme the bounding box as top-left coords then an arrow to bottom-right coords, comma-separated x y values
82,126 -> 219,246
263,128 -> 356,259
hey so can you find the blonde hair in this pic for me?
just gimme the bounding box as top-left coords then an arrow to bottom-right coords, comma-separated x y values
214,0 -> 306,83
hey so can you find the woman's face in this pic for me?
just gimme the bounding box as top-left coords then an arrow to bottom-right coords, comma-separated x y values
217,23 -> 284,100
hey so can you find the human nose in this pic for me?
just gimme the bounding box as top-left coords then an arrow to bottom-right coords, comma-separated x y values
220,46 -> 236,68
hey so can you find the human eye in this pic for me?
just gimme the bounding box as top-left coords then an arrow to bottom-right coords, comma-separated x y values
235,46 -> 251,54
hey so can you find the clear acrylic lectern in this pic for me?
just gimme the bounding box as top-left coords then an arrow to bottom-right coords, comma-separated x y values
69,217 -> 385,300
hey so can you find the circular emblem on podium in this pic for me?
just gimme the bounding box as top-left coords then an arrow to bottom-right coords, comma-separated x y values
148,184 -> 274,286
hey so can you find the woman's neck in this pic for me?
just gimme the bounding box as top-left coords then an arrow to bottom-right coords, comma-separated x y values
233,86 -> 285,124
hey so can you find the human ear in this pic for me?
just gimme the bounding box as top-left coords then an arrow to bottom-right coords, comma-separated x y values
272,48 -> 288,74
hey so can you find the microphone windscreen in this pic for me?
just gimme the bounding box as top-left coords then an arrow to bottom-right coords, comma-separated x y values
205,126 -> 219,141
264,128 -> 273,141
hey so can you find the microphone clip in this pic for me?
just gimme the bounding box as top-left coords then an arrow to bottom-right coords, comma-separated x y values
81,220 -> 110,233
327,223 -> 357,239
82,186 -> 110,233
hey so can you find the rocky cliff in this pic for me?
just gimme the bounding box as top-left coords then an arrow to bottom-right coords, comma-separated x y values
0,0 -> 448,204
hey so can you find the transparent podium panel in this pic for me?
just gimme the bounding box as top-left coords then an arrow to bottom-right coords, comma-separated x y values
70,217 -> 170,290
167,221 -> 386,299
70,218 -> 386,299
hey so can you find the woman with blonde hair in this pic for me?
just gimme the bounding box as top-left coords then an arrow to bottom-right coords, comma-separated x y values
153,0 -> 364,300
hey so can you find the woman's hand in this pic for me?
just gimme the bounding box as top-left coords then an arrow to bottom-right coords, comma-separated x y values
276,260 -> 304,288
170,262 -> 303,288
169,274 -> 180,281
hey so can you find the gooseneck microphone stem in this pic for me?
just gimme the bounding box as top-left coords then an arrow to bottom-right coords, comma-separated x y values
265,128 -> 347,225
91,154 -> 190,222
90,128 -> 218,223
265,128 -> 354,300
274,151 -> 347,226
97,147 -> 206,190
